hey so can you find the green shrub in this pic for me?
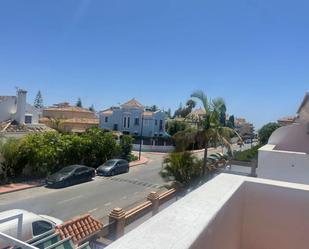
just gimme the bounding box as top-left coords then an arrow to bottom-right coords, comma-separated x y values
119,135 -> 134,160
128,153 -> 138,162
233,145 -> 259,162
0,138 -> 23,180
160,151 -> 203,185
0,128 -> 130,178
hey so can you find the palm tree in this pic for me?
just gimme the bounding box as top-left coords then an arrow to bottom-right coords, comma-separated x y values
176,90 -> 241,176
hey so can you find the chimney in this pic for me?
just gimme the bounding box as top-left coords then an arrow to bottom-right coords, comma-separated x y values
15,89 -> 27,124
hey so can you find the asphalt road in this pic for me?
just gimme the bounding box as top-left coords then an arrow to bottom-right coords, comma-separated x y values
0,143 -> 254,222
0,153 -> 166,222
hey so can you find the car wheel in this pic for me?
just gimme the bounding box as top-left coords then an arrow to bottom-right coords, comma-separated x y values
126,167 -> 129,173
110,170 -> 115,176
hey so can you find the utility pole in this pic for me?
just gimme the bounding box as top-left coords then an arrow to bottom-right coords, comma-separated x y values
139,116 -> 144,160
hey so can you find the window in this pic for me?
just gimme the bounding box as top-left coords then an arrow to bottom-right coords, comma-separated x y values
134,118 -> 139,126
75,167 -> 86,174
105,116 -> 108,123
123,117 -> 127,128
32,221 -> 53,236
155,120 -> 158,126
123,116 -> 130,128
25,115 -> 32,124
113,124 -> 118,131
159,120 -> 163,130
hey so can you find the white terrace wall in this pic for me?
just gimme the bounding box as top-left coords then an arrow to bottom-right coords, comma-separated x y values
258,144 -> 309,185
106,174 -> 309,249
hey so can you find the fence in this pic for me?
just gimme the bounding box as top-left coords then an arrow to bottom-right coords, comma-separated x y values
97,188 -> 177,245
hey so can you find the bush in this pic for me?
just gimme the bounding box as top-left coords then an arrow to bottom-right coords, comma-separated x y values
160,151 -> 203,185
0,128 -> 131,178
233,145 -> 259,162
0,138 -> 23,180
119,135 -> 134,160
128,153 -> 138,162
166,120 -> 188,136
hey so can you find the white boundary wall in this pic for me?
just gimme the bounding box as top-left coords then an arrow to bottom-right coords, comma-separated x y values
258,144 -> 309,185
133,144 -> 174,153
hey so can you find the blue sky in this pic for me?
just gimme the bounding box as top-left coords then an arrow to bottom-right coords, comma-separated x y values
0,0 -> 308,128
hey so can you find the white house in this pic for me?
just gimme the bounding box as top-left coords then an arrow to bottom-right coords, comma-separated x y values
258,92 -> 309,184
0,89 -> 51,136
0,89 -> 41,124
99,99 -> 167,137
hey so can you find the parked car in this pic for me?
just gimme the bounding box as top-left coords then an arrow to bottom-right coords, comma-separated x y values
96,159 -> 129,176
0,209 -> 62,248
46,165 -> 95,188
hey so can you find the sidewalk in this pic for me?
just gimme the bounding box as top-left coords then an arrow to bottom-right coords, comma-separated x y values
129,153 -> 149,167
0,179 -> 44,195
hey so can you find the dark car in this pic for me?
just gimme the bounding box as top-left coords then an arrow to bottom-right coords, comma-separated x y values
96,159 -> 129,176
46,165 -> 95,188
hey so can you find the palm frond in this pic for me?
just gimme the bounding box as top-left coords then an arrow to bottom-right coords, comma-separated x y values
191,90 -> 210,113
212,97 -> 226,113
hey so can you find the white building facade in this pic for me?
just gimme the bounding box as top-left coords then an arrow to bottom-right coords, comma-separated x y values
99,99 -> 166,137
0,89 -> 41,125
258,92 -> 309,184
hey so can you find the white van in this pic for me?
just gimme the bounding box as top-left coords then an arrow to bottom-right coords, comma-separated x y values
0,209 -> 62,248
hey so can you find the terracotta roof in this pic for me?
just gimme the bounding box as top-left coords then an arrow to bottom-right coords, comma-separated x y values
143,111 -> 153,116
44,106 -> 94,114
278,116 -> 296,121
0,120 -> 11,132
121,99 -> 144,109
101,109 -> 113,115
0,120 -> 54,133
56,214 -> 103,244
63,118 -> 99,125
40,117 -> 99,125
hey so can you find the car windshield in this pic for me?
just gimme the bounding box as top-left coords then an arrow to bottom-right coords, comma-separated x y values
58,166 -> 78,174
102,160 -> 117,167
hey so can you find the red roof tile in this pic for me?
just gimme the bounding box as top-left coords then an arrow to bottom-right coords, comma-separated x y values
55,214 -> 103,244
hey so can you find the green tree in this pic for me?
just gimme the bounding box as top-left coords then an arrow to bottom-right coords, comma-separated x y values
76,98 -> 83,108
89,105 -> 95,112
175,90 -> 240,176
0,128 -> 124,178
160,151 -> 202,185
166,108 -> 172,118
0,138 -> 22,180
258,122 -> 281,145
227,115 -> 235,128
213,97 -> 226,126
119,135 -> 134,160
34,90 -> 43,108
150,105 -> 158,112
166,120 -> 188,136
186,99 -> 196,110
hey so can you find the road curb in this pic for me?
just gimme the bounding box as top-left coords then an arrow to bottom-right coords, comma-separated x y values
129,156 -> 149,167
0,183 -> 44,195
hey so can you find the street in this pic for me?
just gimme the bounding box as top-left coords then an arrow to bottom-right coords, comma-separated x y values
0,153 -> 166,222
0,143 -> 253,223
